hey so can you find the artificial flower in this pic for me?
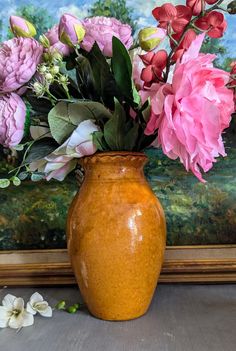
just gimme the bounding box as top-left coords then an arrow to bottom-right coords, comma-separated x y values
132,51 -> 145,90
186,0 -> 203,16
81,16 -> 133,57
10,15 -> 36,38
30,120 -> 99,181
152,4 -> 192,33
0,37 -> 43,93
205,0 -> 218,3
142,34 -> 234,181
0,93 -> 26,148
59,14 -> 85,47
140,50 -> 168,85
26,292 -> 52,317
0,294 -> 34,329
138,27 -> 166,52
45,25 -> 72,57
195,11 -> 227,38
170,29 -> 197,61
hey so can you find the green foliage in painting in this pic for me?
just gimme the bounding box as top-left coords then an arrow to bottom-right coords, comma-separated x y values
7,5 -> 54,39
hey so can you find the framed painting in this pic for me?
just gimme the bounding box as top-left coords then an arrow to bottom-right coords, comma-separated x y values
0,0 -> 236,284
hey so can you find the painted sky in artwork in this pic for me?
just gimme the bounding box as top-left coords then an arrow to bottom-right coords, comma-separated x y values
0,0 -> 235,57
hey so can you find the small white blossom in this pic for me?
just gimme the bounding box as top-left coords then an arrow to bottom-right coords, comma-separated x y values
26,292 -> 52,317
50,66 -> 60,75
0,294 -> 34,329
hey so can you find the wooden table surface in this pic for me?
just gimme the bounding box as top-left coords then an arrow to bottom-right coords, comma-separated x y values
0,284 -> 235,351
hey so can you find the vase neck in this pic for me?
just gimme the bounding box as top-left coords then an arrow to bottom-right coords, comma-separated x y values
80,152 -> 148,181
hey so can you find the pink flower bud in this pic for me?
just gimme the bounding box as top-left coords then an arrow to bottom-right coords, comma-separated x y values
59,14 -> 85,47
138,27 -> 166,52
10,16 -> 36,38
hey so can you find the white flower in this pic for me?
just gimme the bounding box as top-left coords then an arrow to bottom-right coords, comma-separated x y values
26,292 -> 52,317
0,294 -> 34,329
30,119 -> 99,181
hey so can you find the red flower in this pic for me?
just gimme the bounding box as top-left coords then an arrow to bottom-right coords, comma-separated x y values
195,11 -> 227,38
152,4 -> 192,34
186,0 -> 203,16
170,29 -> 197,61
140,50 -> 168,85
205,0 -> 218,4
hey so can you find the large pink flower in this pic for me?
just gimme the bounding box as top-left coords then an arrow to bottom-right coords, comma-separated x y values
45,25 -> 72,57
143,34 -> 234,182
0,93 -> 26,147
81,16 -> 133,57
0,37 -> 43,93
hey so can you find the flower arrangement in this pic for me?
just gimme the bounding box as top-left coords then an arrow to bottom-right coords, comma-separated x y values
0,0 -> 236,186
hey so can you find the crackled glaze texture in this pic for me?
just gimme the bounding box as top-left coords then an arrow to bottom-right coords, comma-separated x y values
67,152 -> 166,321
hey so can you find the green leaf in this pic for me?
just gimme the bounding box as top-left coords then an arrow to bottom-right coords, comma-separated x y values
48,101 -> 76,144
83,43 -> 119,108
13,144 -> 24,151
111,37 -> 133,100
31,173 -> 45,182
25,138 -> 58,163
92,131 -> 109,151
103,99 -> 126,150
132,82 -> 141,106
124,123 -> 139,151
75,54 -> 98,100
18,172 -> 29,181
48,101 -> 112,144
12,176 -> 21,186
0,179 -> 10,188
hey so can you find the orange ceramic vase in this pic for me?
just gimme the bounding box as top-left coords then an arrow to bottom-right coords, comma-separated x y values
67,152 -> 166,321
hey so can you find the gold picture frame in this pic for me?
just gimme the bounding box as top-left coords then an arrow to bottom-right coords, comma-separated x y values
0,245 -> 235,286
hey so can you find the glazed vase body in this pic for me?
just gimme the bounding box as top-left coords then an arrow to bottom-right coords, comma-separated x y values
67,152 -> 166,321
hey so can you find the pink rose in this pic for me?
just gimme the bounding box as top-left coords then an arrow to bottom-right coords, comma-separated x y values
142,34 -> 234,182
0,37 -> 43,93
45,25 -> 72,57
0,93 -> 26,147
81,16 -> 133,57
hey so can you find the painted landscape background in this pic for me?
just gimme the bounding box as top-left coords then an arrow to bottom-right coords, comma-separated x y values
0,0 -> 236,249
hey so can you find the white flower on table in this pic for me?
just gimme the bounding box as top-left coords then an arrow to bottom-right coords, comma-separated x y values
26,292 -> 52,317
0,294 -> 34,329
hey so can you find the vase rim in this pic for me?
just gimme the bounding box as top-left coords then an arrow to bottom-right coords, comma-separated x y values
80,151 -> 148,165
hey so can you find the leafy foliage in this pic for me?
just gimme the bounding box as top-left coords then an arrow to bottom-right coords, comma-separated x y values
25,138 -> 58,163
48,100 -> 112,143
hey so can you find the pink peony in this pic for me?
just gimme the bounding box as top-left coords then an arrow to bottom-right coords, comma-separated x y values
0,37 -> 43,93
0,93 -> 26,147
45,25 -> 72,57
142,34 -> 234,182
81,16 -> 133,57
30,120 -> 99,181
